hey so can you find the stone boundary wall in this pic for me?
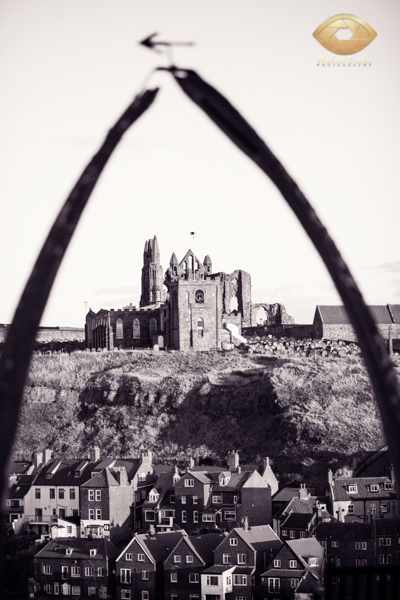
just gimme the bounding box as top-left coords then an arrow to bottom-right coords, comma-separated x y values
0,325 -> 85,343
243,324 -> 314,339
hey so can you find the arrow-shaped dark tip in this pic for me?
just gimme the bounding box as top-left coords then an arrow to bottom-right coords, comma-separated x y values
139,32 -> 160,50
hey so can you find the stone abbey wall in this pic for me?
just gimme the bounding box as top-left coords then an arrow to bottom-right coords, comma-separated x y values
0,325 -> 85,344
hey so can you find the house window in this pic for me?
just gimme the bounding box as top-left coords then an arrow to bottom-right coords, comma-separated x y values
233,575 -> 247,585
182,511 -> 187,523
67,526 -> 73,534
116,319 -> 123,339
197,317 -> 204,336
138,554 -> 145,561
43,565 -> 51,574
224,510 -> 236,520
185,479 -> 194,487
370,484 -> 379,492
61,567 -> 68,579
71,586 -> 81,596
149,319 -> 157,337
142,593 -> 149,600
126,553 -> 133,561
291,578 -> 300,588
35,489 -> 41,499
89,490 -> 94,501
212,495 -> 222,504
90,549 -> 97,557
381,503 -> 389,513
300,531 -> 306,538
193,511 -> 198,523
348,485 -> 357,493
282,529 -> 287,536
186,555 -> 194,563
384,481 -> 393,490
332,541 -> 339,548
223,554 -> 231,564
66,549 -> 72,556
348,505 -> 354,514
121,592 -> 131,600
233,495 -> 237,503
170,495 -> 175,503
98,567 -> 103,576
268,578 -> 280,593
50,489 -> 55,499
309,558 -> 317,566
189,573 -> 199,583
89,509 -> 95,520
170,573 -> 178,582
133,319 -> 140,339
145,511 -> 155,522
237,554 -> 246,564
54,583 -> 59,595
138,473 -> 146,482
88,588 -> 96,597
174,555 -> 181,563
273,559 -> 281,568
356,559 -> 367,566
85,567 -> 94,576
45,584 -> 52,594
206,576 -> 219,585
290,560 -> 297,568
95,490 -> 101,501
120,569 -> 131,584
202,513 -> 215,522
379,538 -> 391,546
230,537 -> 238,546
193,496 -> 198,504
355,542 -> 367,550
70,489 -> 75,500
290,530 -> 295,539
71,566 -> 81,577
380,554 -> 392,564
96,509 -> 102,520
142,570 -> 149,580
181,496 -> 186,504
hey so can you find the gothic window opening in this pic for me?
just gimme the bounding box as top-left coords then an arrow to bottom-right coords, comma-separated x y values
197,317 -> 204,337
188,255 -> 193,270
116,319 -> 123,339
195,290 -> 204,303
150,318 -> 157,337
133,319 -> 140,339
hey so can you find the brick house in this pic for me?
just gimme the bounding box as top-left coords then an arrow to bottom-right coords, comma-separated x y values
327,469 -> 399,522
273,485 -> 331,540
174,471 -> 214,532
141,471 -> 177,533
213,522 -> 282,599
33,537 -> 119,598
115,529 -> 187,600
316,519 -> 400,568
163,532 -> 226,600
80,467 -> 133,540
261,537 -> 324,599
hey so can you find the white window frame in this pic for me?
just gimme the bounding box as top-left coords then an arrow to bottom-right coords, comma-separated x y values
95,489 -> 101,501
142,570 -> 149,580
193,510 -> 198,523
126,553 -> 132,561
174,555 -> 181,563
233,574 -> 247,586
170,572 -> 178,583
138,554 -> 145,561
273,559 -> 281,568
223,553 -> 231,564
89,490 -> 94,501
121,591 -> 131,600
182,511 -> 187,523
237,554 -> 246,564
71,566 -> 81,577
186,555 -> 194,563
189,573 -> 199,583
230,537 -> 238,546
120,569 -> 131,584
185,479 -> 194,487
379,538 -> 391,546
332,541 -> 339,548
289,560 -> 297,568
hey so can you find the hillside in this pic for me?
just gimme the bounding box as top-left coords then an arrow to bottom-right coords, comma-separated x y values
15,349 -> 396,492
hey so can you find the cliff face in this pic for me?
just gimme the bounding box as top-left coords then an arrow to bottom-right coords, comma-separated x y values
15,351 -> 393,490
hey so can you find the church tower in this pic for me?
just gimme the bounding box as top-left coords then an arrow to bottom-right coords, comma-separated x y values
140,236 -> 164,307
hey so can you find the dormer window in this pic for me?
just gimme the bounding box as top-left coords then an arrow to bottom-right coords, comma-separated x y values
348,485 -> 357,493
384,482 -> 393,490
370,484 -> 379,492
90,549 -> 97,557
45,474 -> 53,479
184,479 -> 194,487
309,557 -> 317,566
149,492 -> 159,502
66,548 -> 72,556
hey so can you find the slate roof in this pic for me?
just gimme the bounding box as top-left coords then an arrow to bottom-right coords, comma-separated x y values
9,476 -> 34,499
287,538 -> 324,579
9,461 -> 32,476
187,533 -> 227,563
316,522 -> 372,541
81,468 -> 119,488
281,513 -> 314,529
316,305 -> 396,325
34,538 -> 119,560
211,471 -> 252,492
93,458 -> 140,480
272,487 -> 315,503
235,525 -> 282,553
202,564 -> 233,574
388,304 -> 400,323
330,476 -> 395,501
32,459 -> 95,487
262,568 -> 306,578
135,530 -> 187,563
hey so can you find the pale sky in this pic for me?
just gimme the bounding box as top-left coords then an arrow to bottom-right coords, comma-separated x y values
0,0 -> 399,327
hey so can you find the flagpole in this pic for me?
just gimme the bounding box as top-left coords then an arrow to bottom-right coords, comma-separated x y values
190,231 -> 197,280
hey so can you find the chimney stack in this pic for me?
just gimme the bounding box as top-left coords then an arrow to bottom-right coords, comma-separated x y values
33,451 -> 43,470
89,447 -> 100,463
299,483 -> 308,500
228,450 -> 240,472
149,524 -> 156,536
242,516 -> 249,531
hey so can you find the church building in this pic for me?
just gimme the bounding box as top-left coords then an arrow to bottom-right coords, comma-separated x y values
85,236 -> 251,352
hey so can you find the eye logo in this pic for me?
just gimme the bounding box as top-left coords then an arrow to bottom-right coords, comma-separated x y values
313,14 -> 377,55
